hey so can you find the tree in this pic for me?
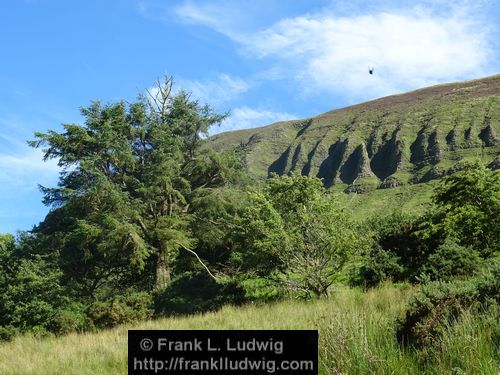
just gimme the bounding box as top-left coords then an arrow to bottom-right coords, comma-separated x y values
0,233 -> 84,339
233,174 -> 359,298
358,163 -> 499,287
29,76 -> 230,297
421,162 -> 500,257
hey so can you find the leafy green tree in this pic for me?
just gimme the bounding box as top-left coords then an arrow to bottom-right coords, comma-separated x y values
233,174 -> 359,298
0,233 -> 84,339
421,163 -> 500,256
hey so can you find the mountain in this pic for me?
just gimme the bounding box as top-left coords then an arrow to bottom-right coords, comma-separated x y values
209,75 -> 500,216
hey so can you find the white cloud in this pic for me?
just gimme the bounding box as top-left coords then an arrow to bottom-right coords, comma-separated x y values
174,0 -> 258,42
244,10 -> 491,98
145,74 -> 251,110
176,74 -> 251,105
213,106 -> 296,134
175,2 -> 495,100
175,1 -> 228,31
0,148 -> 59,191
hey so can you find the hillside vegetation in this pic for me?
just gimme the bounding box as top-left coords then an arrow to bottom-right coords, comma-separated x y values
0,75 -> 498,374
210,75 -> 500,214
0,283 -> 498,375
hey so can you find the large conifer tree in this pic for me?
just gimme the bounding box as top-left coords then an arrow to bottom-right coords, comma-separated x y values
30,77 -> 227,293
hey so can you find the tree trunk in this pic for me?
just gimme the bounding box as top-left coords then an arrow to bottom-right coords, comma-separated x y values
155,251 -> 171,290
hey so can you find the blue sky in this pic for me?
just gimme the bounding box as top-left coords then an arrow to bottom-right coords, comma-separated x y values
0,0 -> 499,233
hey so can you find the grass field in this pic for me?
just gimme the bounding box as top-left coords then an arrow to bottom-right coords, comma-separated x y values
333,180 -> 437,220
0,283 -> 497,375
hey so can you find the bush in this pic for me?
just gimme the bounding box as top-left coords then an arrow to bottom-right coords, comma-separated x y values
88,291 -> 153,329
355,212 -> 428,286
0,249 -> 74,339
47,302 -> 89,335
238,276 -> 283,302
421,238 -> 482,281
358,247 -> 405,288
0,325 -> 16,341
397,258 -> 499,350
154,272 -> 244,316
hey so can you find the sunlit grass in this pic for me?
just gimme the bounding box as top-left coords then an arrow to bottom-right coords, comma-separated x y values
0,283 -> 497,374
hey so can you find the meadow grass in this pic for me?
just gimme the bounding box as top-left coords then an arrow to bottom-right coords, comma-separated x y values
0,283 -> 497,374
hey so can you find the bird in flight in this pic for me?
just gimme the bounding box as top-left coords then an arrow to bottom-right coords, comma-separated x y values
368,66 -> 374,75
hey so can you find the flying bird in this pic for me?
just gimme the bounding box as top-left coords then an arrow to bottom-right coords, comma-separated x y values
368,66 -> 374,75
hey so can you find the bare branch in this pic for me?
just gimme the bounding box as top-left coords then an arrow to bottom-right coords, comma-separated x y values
145,75 -> 174,115
175,241 -> 218,281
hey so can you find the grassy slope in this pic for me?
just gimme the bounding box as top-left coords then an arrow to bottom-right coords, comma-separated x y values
0,284 -> 497,375
209,75 -> 500,218
333,181 -> 437,219
210,75 -> 500,176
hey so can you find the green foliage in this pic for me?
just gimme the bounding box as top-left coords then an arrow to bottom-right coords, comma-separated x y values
230,190 -> 285,275
154,272 -> 244,316
397,258 -> 500,352
0,233 -> 78,339
186,184 -> 250,275
421,163 -> 500,256
238,276 -> 282,302
355,212 -> 428,286
420,237 -> 483,281
233,174 -> 360,298
47,302 -> 89,335
87,292 -> 153,329
358,247 -> 405,287
0,233 -> 15,252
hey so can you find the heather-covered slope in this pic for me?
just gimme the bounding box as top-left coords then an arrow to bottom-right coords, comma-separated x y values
209,75 -> 500,197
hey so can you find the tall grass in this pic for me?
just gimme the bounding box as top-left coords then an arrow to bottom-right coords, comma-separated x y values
0,283 -> 497,374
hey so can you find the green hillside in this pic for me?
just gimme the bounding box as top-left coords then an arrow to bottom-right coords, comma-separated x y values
209,75 -> 500,216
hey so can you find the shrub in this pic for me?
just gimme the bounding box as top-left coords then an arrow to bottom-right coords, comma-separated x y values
238,276 -> 283,302
0,250 -> 73,339
0,325 -> 16,341
88,291 -> 153,328
421,238 -> 482,281
47,302 -> 89,335
397,258 -> 499,350
355,212 -> 428,286
358,247 -> 405,288
154,272 -> 244,316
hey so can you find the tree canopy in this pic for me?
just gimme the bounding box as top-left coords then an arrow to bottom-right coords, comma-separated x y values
232,174 -> 360,298
29,77 -> 235,300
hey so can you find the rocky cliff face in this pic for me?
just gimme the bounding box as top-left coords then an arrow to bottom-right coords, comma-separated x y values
209,75 -> 500,192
